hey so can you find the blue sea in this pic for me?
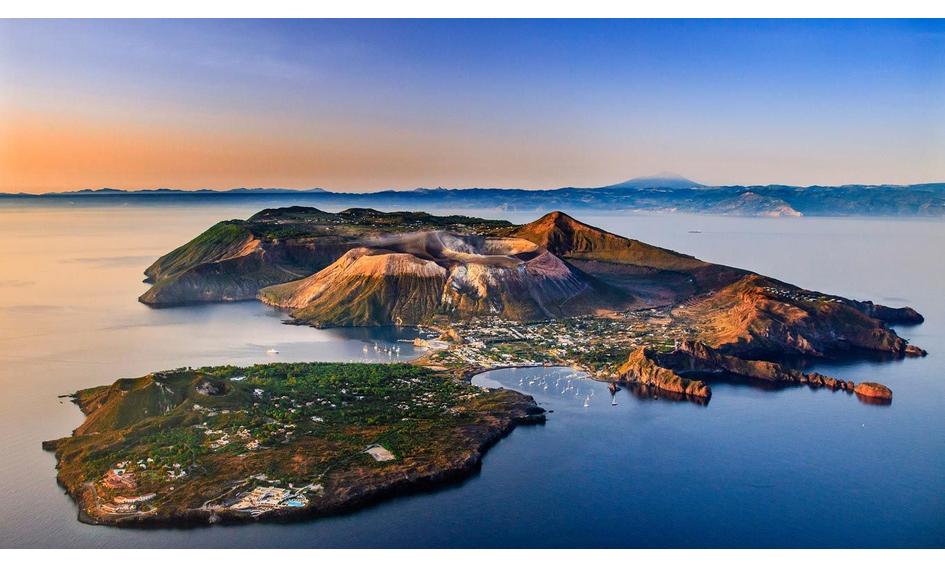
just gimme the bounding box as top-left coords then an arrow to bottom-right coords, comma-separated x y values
0,203 -> 941,547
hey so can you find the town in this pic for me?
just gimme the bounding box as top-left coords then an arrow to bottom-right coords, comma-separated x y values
420,309 -> 694,378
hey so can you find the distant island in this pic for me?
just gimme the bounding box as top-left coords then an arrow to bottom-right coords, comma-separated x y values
6,174 -> 945,217
46,207 -> 926,526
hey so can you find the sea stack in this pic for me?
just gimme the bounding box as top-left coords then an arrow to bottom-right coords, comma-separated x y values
854,382 -> 894,401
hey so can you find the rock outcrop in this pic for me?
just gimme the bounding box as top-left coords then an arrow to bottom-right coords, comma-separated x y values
664,341 -> 858,392
618,340 -> 894,404
854,382 -> 894,401
617,347 -> 712,399
849,300 -> 925,325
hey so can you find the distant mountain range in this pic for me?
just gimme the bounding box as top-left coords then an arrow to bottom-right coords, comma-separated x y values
4,175 -> 945,217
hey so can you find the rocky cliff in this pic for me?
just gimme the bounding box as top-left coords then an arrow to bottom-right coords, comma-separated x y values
617,347 -> 712,399
617,340 -> 894,403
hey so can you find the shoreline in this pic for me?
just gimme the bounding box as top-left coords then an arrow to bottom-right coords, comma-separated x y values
64,410 -> 544,529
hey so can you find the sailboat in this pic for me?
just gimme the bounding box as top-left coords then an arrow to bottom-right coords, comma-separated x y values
583,395 -> 590,407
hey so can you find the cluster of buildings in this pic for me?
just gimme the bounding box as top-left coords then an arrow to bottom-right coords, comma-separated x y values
98,464 -> 158,516
103,465 -> 137,490
760,285 -> 841,304
432,311 -> 688,375
227,481 -> 323,517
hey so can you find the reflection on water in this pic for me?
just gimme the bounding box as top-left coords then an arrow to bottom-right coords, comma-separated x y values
854,392 -> 894,406
0,204 -> 943,547
622,381 -> 711,405
479,367 -> 712,407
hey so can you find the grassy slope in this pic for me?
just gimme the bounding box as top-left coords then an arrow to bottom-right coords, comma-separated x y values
144,221 -> 253,282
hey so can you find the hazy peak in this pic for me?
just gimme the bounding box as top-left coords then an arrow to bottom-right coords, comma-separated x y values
605,173 -> 704,189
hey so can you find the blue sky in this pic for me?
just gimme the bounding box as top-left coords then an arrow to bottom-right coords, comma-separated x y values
1,19 -> 942,192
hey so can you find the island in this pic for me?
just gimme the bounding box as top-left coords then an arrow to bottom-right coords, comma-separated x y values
46,207 -> 926,526
43,363 -> 544,526
140,206 -> 923,401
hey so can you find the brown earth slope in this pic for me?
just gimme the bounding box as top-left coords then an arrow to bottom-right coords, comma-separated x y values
510,211 -> 747,304
672,274 -> 926,359
259,232 -> 623,326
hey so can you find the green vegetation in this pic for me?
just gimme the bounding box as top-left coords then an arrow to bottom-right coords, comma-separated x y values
45,361 -> 542,525
144,221 -> 252,281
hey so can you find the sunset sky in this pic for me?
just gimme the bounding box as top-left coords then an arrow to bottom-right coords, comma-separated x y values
1,19 -> 943,193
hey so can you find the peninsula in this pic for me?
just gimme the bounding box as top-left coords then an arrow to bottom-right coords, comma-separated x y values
46,207 -> 926,526
43,363 -> 544,526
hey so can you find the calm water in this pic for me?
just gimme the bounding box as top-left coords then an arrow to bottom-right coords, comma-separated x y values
0,203 -> 942,547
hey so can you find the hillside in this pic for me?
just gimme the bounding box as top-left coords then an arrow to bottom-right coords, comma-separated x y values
671,274 -> 926,359
140,208 -> 513,306
511,211 -> 707,270
259,232 -> 619,326
510,211 -> 746,302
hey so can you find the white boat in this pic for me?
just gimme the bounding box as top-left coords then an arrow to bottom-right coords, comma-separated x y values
583,396 -> 590,407
266,348 -> 279,355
